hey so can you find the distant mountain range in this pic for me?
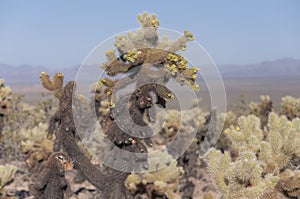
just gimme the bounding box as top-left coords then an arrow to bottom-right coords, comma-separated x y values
0,64 -> 80,85
1,57 -> 300,86
219,58 -> 300,78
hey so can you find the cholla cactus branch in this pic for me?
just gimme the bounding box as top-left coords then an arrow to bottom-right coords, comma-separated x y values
29,152 -> 73,199
137,12 -> 159,28
168,30 -> 196,52
206,113 -> 300,198
40,72 -> 64,99
103,48 -> 200,92
45,81 -> 134,198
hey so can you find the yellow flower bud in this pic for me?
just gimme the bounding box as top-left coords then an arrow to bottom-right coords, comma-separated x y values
167,53 -> 173,60
173,56 -> 178,62
107,101 -> 115,108
167,93 -> 174,99
56,73 -> 64,77
191,66 -> 198,73
100,78 -> 107,83
193,84 -> 200,91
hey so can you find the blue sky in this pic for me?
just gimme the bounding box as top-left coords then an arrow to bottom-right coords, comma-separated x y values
0,0 -> 299,68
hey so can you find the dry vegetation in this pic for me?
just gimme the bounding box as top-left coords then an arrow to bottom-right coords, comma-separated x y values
0,12 -> 299,199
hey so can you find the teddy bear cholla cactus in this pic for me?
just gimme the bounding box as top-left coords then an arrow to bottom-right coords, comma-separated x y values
125,151 -> 184,199
0,79 -> 12,115
280,96 -> 300,120
37,11 -> 200,198
205,113 -> 300,199
248,95 -> 273,127
98,12 -> 201,198
98,10 -> 200,170
0,79 -> 12,138
20,123 -> 53,170
125,162 -> 183,199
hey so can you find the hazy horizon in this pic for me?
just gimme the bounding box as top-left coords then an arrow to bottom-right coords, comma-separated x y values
0,55 -> 299,70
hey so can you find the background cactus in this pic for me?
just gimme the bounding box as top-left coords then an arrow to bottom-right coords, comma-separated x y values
0,79 -> 12,139
20,122 -> 53,171
125,152 -> 184,199
206,113 -> 300,199
280,96 -> 300,120
248,95 -> 273,127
